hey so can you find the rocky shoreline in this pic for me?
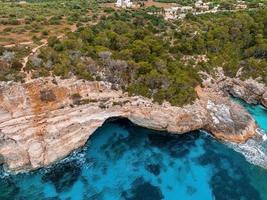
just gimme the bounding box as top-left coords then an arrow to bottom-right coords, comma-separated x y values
0,76 -> 265,173
200,69 -> 267,108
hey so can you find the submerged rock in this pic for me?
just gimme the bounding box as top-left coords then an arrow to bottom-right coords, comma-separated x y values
0,177 -> 20,199
146,164 -> 161,176
0,77 -> 260,172
42,161 -> 81,192
210,169 -> 261,200
122,177 -> 164,200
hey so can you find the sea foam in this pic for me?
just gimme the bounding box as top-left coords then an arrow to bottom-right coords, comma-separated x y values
226,129 -> 267,169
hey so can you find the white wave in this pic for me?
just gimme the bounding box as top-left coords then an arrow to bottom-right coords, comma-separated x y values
200,128 -> 267,169
258,128 -> 267,142
0,169 -> 11,178
226,131 -> 267,169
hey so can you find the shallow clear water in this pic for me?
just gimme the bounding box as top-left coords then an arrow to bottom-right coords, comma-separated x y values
234,99 -> 267,132
0,103 -> 267,200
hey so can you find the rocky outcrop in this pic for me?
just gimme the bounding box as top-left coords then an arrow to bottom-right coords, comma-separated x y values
223,78 -> 266,105
201,70 -> 267,107
195,86 -> 257,143
262,91 -> 267,108
0,77 -> 260,173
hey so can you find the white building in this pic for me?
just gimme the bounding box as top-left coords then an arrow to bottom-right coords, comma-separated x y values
195,0 -> 210,12
235,1 -> 247,10
18,1 -> 27,4
164,6 -> 193,20
116,0 -> 133,8
164,7 -> 180,20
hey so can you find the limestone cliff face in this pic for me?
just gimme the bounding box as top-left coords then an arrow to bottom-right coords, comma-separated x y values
262,92 -> 267,108
201,71 -> 267,108
0,77 -> 259,172
222,78 -> 267,106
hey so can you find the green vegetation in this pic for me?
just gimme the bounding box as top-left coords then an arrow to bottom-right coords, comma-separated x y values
0,0 -> 92,18
26,11 -> 200,106
153,0 -> 195,5
184,10 -> 267,81
0,0 -> 101,80
0,0 -> 266,107
0,0 -> 100,46
0,45 -> 29,81
153,0 -> 266,7
22,8 -> 267,106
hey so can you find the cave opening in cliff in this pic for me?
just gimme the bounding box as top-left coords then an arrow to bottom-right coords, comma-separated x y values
0,113 -> 267,199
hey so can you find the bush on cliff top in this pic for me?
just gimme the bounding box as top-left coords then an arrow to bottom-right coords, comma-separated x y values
4,7 -> 267,106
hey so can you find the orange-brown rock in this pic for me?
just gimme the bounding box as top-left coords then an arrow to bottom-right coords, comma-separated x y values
0,77 -> 259,173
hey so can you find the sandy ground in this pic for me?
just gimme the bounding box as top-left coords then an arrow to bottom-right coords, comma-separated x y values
0,21 -> 76,47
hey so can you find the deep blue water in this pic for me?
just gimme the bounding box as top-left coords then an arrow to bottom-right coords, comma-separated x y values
0,103 -> 267,200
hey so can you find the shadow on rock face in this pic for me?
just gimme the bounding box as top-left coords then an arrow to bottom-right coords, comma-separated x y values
41,161 -> 81,192
0,154 -> 4,165
121,177 -> 164,200
98,120 -> 147,161
100,131 -> 130,161
147,131 -> 199,147
147,131 -> 199,159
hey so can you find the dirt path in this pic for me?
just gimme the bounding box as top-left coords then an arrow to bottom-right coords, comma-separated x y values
21,39 -> 48,82
21,24 -> 77,82
4,41 -> 33,48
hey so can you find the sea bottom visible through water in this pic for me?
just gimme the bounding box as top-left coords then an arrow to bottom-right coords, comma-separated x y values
0,103 -> 267,200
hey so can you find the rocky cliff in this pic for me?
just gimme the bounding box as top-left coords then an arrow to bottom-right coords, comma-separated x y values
0,77 -> 260,173
201,69 -> 267,108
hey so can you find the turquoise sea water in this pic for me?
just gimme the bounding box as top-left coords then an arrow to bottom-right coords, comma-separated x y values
234,99 -> 267,132
0,102 -> 267,200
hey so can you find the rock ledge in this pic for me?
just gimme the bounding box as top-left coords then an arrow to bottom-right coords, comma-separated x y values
0,77 -> 260,172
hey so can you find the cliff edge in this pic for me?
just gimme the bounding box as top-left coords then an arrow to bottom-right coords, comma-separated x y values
0,77 -> 259,172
